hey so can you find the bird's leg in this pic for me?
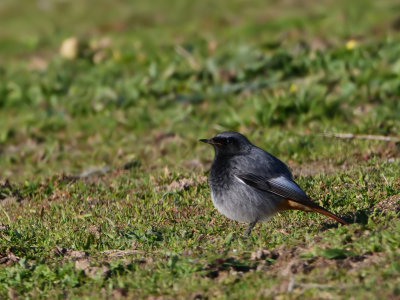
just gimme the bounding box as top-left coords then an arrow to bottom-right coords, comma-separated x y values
243,221 -> 257,237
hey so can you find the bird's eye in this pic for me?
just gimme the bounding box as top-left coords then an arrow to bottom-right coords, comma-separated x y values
226,138 -> 232,144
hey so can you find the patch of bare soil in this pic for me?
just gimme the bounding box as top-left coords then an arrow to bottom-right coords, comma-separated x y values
0,250 -> 20,266
52,247 -> 89,259
201,243 -> 385,296
261,250 -> 386,296
74,259 -> 111,279
111,287 -> 129,299
154,175 -> 207,193
290,144 -> 400,177
52,247 -> 147,260
52,247 -> 148,279
374,195 -> 400,213
166,177 -> 207,192
256,245 -> 384,284
204,257 -> 256,279
0,180 -> 23,204
289,160 -> 348,177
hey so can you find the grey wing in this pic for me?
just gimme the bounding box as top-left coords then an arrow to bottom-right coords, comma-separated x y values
236,173 -> 311,204
242,146 -> 294,179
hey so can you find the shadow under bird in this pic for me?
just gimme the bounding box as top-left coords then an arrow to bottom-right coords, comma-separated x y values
200,131 -> 348,236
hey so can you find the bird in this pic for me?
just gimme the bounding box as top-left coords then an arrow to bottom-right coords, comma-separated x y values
200,131 -> 348,236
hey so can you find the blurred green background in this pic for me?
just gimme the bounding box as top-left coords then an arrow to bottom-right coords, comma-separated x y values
1,0 -> 400,60
1,0 -> 400,181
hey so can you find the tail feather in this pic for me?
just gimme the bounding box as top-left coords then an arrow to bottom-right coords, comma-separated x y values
280,199 -> 348,225
311,206 -> 348,225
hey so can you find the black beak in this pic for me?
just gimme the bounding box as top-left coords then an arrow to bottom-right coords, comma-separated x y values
199,138 -> 222,146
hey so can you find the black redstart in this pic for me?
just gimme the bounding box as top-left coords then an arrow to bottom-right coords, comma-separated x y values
200,131 -> 348,236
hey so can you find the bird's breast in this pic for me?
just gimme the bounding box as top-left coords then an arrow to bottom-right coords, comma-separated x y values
209,159 -> 235,195
208,160 -> 280,223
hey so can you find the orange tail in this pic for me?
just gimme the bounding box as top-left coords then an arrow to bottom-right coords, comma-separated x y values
311,206 -> 348,225
280,199 -> 348,225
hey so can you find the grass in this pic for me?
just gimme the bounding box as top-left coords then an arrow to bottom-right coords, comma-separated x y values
1,0 -> 400,298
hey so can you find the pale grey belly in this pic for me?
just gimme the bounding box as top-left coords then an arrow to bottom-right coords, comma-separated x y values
210,178 -> 283,223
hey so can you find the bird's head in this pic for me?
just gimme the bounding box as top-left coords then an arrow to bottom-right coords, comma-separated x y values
200,131 -> 252,156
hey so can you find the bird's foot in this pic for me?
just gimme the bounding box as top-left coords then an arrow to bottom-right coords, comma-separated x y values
243,221 -> 257,238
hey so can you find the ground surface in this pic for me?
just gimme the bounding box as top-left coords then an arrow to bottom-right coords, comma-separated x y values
1,0 -> 400,299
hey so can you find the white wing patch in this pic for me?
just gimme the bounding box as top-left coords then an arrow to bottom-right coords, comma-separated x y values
268,176 -> 307,197
234,175 -> 247,185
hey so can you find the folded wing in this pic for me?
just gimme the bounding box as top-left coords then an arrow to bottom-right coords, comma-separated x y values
236,173 -> 348,225
236,173 -> 310,204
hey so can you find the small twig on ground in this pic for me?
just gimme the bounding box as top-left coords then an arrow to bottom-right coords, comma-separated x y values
287,277 -> 296,292
175,45 -> 200,70
79,166 -> 111,178
381,173 -> 389,185
296,282 -> 349,290
321,132 -> 400,142
100,250 -> 146,257
64,166 -> 111,180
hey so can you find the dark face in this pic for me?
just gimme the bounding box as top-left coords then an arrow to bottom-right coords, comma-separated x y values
200,131 -> 252,156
